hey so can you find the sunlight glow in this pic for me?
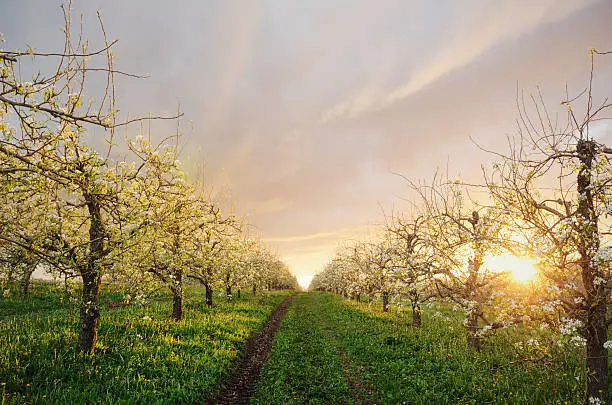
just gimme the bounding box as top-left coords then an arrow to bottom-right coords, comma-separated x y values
297,275 -> 313,290
484,253 -> 538,282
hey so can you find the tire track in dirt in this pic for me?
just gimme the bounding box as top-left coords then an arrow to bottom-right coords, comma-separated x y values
314,296 -> 378,404
205,294 -> 294,405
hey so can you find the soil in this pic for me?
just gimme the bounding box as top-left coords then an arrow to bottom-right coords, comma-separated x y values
205,294 -> 294,405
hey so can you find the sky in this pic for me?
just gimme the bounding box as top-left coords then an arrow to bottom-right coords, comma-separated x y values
2,0 -> 612,288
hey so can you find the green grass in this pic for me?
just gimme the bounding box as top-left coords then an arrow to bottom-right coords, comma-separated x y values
252,293 -> 353,405
254,292 -> 587,405
0,281 -> 292,404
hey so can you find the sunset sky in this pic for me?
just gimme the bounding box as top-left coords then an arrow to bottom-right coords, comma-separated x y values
3,1 -> 612,287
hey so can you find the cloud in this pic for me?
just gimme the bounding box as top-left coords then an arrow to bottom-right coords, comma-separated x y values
322,0 -> 599,122
3,0 -> 610,286
252,196 -> 295,215
263,226 -> 370,243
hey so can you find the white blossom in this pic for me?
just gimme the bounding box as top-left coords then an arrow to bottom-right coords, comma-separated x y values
570,335 -> 586,347
476,324 -> 492,337
559,318 -> 583,335
542,299 -> 561,313
593,276 -> 606,286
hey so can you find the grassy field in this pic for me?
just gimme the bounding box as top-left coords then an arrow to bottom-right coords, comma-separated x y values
254,292 -> 587,405
0,281 -> 292,404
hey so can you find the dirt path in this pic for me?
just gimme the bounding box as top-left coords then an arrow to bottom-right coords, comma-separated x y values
206,294 -> 294,405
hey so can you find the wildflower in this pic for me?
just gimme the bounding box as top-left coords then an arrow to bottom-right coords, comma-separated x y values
142,316 -> 152,321
603,341 -> 612,349
2,289 -> 10,298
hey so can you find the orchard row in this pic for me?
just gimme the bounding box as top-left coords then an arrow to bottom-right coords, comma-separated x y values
311,52 -> 611,404
0,13 -> 297,357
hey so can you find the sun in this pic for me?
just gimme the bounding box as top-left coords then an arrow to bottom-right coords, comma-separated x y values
484,253 -> 538,282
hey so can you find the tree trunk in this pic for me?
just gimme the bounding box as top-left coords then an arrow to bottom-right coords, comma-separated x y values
205,283 -> 213,308
226,285 -> 232,302
252,285 -> 257,296
77,193 -> 106,354
237,289 -> 241,299
19,263 -> 36,295
412,302 -> 422,327
171,285 -> 183,321
576,140 -> 609,403
584,299 -> 608,404
382,292 -> 389,312
77,271 -> 102,354
356,293 -> 361,302
466,311 -> 481,351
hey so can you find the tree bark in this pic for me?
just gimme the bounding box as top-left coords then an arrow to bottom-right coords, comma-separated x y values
237,289 -> 241,299
77,193 -> 106,354
205,283 -> 213,308
19,263 -> 36,295
252,285 -> 257,296
466,311 -> 482,351
226,284 -> 232,302
171,282 -> 183,321
77,271 -> 102,354
412,302 -> 422,327
382,292 -> 389,312
584,300 -> 608,404
576,140 -> 608,403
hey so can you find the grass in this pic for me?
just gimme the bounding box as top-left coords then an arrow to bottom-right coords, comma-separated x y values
0,281 -> 292,404
252,292 -> 352,405
254,292 -> 588,404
